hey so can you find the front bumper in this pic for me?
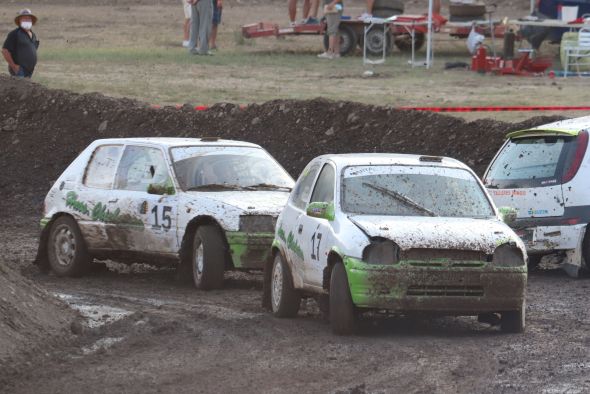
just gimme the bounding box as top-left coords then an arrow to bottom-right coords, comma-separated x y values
514,224 -> 585,253
226,231 -> 274,269
344,257 -> 526,314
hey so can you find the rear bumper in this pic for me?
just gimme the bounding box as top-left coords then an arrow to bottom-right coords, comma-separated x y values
226,231 -> 274,269
516,224 -> 585,253
343,257 -> 527,314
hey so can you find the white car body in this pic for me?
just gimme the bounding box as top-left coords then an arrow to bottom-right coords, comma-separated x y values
36,137 -> 294,279
484,116 -> 590,277
265,153 -> 527,329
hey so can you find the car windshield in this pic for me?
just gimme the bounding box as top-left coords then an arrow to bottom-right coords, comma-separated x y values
341,165 -> 495,218
170,146 -> 294,191
484,135 -> 578,189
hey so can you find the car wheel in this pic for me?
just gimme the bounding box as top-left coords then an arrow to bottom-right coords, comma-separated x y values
394,32 -> 425,52
501,303 -> 525,333
192,225 -> 225,290
361,27 -> 393,57
329,263 -> 357,335
47,216 -> 91,277
270,253 -> 301,317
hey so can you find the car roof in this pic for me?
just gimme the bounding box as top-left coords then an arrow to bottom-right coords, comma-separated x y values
507,116 -> 590,139
91,137 -> 262,149
315,153 -> 470,170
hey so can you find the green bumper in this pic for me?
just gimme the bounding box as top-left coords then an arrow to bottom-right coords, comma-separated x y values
226,231 -> 274,270
343,256 -> 527,314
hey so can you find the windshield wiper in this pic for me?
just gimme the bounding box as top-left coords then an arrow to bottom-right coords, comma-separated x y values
245,183 -> 293,191
362,182 -> 438,217
187,184 -> 246,191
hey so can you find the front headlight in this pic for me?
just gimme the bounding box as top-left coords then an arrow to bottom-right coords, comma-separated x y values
492,243 -> 525,267
362,239 -> 400,265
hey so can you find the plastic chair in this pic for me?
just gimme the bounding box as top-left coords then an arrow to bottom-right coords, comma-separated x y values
563,27 -> 590,77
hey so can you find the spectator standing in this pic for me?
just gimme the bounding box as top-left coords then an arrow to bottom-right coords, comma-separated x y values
188,0 -> 213,55
2,9 -> 39,78
182,0 -> 192,47
210,0 -> 222,50
318,0 -> 342,59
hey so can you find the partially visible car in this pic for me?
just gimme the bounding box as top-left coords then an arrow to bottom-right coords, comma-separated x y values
35,137 -> 294,289
484,116 -> 590,277
264,153 -> 527,335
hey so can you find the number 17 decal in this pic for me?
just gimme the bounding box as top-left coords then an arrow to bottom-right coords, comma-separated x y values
311,224 -> 322,261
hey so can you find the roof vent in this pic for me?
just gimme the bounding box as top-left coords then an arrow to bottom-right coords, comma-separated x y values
419,155 -> 443,162
200,137 -> 220,142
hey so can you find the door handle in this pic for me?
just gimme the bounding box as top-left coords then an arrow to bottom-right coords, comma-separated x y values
298,224 -> 303,234
108,198 -> 118,203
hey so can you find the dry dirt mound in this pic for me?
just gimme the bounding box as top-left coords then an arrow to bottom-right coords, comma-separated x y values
0,263 -> 77,386
0,75 -> 561,217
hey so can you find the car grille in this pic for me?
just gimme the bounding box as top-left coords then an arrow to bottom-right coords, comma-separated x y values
239,215 -> 277,233
402,249 -> 489,267
406,285 -> 484,297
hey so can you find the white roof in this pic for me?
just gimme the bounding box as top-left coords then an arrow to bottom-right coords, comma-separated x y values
91,137 -> 262,149
525,116 -> 590,133
317,153 -> 469,170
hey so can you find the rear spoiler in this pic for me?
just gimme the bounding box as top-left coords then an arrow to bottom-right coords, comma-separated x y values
506,128 -> 582,139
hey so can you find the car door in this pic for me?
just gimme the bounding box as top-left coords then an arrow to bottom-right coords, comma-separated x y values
75,144 -> 124,250
280,160 -> 322,285
297,163 -> 336,288
111,145 -> 179,254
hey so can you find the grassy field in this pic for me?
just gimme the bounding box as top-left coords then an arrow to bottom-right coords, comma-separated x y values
1,2 -> 589,121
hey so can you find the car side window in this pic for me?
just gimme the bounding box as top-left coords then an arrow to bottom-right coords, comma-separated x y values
310,164 -> 335,203
114,146 -> 172,192
84,145 -> 123,189
291,162 -> 321,210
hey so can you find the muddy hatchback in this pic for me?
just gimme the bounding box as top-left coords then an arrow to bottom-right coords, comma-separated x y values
35,138 -> 294,289
264,154 -> 527,335
484,116 -> 590,277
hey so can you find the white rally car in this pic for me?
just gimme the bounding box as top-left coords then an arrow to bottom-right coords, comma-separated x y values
35,138 -> 294,289
263,154 -> 527,335
484,116 -> 590,277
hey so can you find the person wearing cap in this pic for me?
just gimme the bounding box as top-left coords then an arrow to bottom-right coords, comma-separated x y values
2,9 -> 40,78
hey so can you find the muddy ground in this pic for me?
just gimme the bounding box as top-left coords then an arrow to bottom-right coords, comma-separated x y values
1,77 -> 590,393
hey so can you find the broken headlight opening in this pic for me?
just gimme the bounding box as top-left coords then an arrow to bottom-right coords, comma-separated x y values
492,243 -> 525,267
239,215 -> 277,233
362,239 -> 400,265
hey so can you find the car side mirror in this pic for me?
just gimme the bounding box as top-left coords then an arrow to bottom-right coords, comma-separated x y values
306,202 -> 335,221
147,183 -> 175,196
498,206 -> 517,225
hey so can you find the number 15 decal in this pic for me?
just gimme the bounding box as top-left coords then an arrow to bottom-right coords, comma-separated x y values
151,205 -> 173,230
311,225 -> 322,261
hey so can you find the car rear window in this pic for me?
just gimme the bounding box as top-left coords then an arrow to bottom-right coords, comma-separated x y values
484,134 -> 582,189
84,145 -> 123,189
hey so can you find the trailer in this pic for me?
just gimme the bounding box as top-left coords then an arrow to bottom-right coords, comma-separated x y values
242,14 -> 509,57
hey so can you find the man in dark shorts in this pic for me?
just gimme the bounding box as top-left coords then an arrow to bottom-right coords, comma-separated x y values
210,0 -> 223,50
2,9 -> 40,78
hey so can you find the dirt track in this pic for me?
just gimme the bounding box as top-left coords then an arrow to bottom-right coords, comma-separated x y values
2,77 -> 590,393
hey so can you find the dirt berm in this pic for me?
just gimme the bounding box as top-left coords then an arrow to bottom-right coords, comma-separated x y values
0,75 -> 561,216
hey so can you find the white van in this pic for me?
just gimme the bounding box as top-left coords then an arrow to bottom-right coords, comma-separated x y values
484,116 -> 590,277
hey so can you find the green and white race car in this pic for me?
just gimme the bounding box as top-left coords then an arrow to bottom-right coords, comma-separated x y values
263,153 -> 527,335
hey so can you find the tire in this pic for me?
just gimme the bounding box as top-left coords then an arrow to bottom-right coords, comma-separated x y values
270,253 -> 301,317
373,0 -> 404,11
329,263 -> 357,335
527,254 -> 543,269
361,27 -> 393,57
323,24 -> 357,56
581,227 -> 590,270
47,216 -> 91,277
372,7 -> 404,18
192,225 -> 226,290
501,304 -> 526,333
394,32 -> 425,52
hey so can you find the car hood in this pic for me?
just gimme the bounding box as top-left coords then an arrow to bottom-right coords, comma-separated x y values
348,215 -> 515,254
185,190 -> 290,215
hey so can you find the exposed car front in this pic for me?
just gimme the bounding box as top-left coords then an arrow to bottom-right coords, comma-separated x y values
171,144 -> 295,269
337,161 -> 527,314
